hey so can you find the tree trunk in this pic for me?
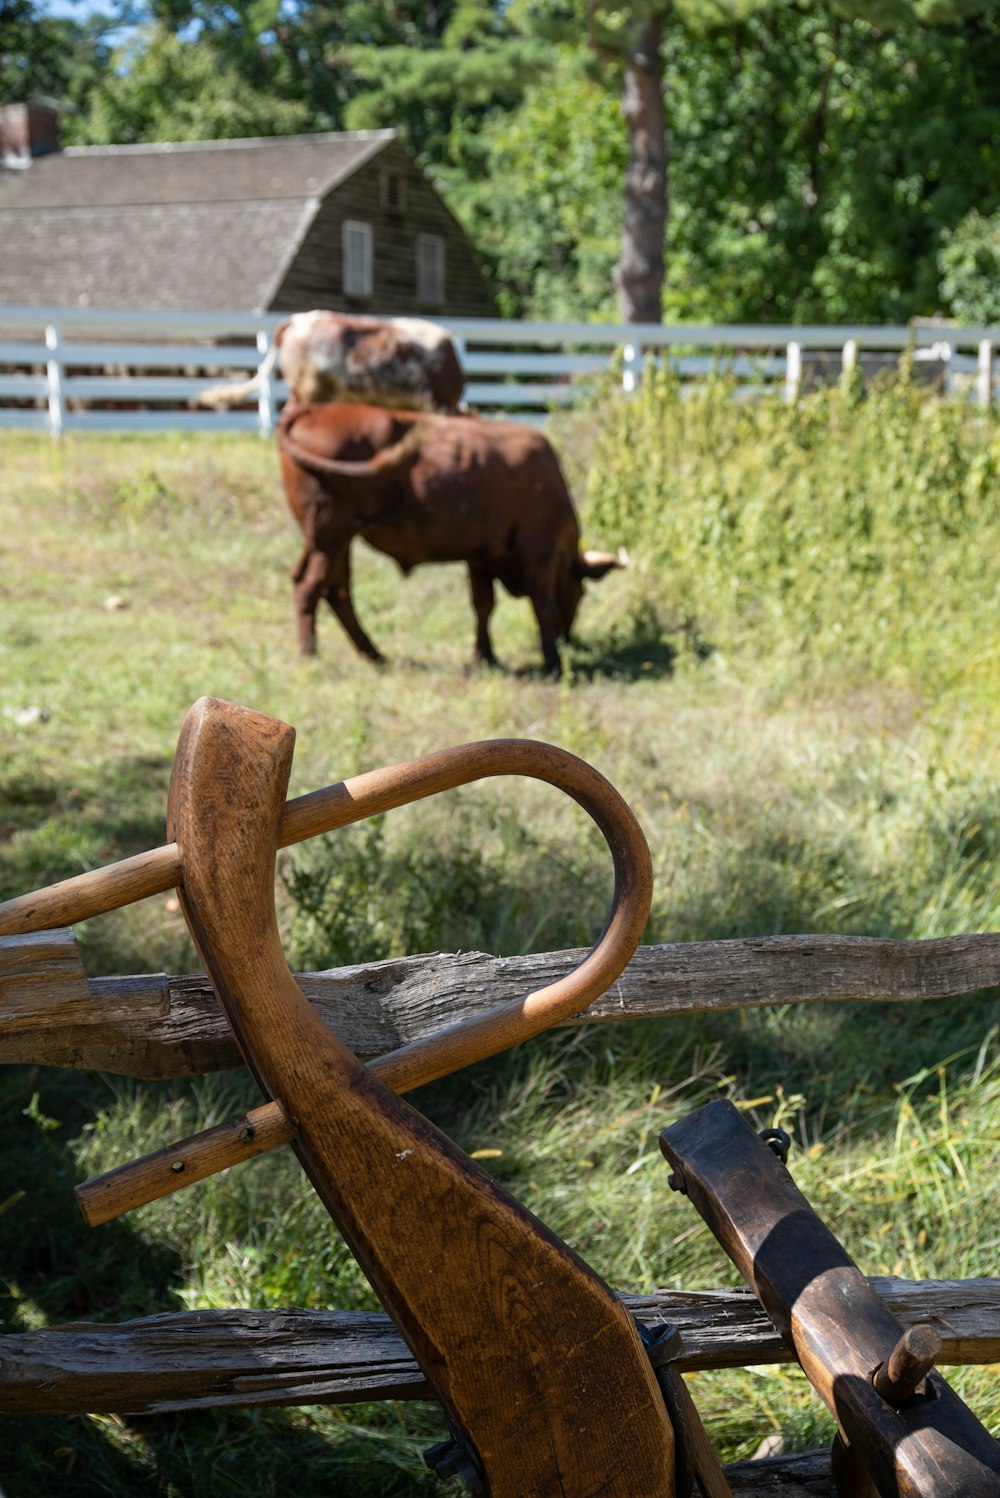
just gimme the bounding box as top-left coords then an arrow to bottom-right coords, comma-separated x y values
614,12 -> 667,323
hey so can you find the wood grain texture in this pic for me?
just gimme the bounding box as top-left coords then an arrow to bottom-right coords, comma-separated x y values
165,697 -> 675,1498
673,1375 -> 734,1498
1,1280 -> 995,1417
76,1098 -> 296,1226
660,1101 -> 1000,1497
6,933 -> 998,1078
0,929 -> 89,1020
724,1450 -> 834,1496
0,845 -> 182,939
79,738 -> 656,1222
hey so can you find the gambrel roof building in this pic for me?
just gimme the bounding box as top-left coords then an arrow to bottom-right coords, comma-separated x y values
0,105 -> 497,316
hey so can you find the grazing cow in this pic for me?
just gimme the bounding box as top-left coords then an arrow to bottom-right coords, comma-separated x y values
278,401 -> 625,673
201,310 -> 464,412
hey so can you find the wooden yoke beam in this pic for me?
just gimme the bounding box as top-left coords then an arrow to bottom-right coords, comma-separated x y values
660,1100 -> 1000,1498
160,697 -> 676,1497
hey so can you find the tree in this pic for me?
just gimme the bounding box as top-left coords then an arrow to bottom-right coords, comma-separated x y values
665,3 -> 1000,321
0,0 -> 115,123
79,24 -> 316,142
939,211 -> 1000,325
462,65 -> 627,318
340,0 -> 550,182
9,0 -> 1000,323
527,0 -> 999,322
64,0 -> 477,145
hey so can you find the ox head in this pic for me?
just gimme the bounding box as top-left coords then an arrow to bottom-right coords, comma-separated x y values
558,548 -> 628,640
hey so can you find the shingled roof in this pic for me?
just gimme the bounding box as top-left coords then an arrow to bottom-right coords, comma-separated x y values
0,130 -> 411,311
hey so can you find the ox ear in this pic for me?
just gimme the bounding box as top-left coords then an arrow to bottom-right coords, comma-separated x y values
574,546 -> 629,580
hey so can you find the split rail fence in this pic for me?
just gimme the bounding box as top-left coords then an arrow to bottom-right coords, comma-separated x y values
1,305 -> 998,436
2,924 -> 999,1495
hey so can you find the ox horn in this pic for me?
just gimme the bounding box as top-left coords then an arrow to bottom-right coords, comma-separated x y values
581,546 -> 629,569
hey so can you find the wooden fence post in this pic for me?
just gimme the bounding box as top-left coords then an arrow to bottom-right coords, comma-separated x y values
621,342 -> 642,393
977,340 -> 993,410
256,328 -> 275,437
44,323 -> 64,438
840,338 -> 860,398
785,342 -> 802,403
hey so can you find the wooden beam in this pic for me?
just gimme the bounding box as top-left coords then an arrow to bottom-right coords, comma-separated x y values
1,1279 -> 996,1418
0,930 -> 89,1021
2,933 -> 998,1079
725,1450 -> 833,1496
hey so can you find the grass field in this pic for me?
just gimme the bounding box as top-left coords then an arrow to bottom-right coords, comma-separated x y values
1,381 -> 998,1495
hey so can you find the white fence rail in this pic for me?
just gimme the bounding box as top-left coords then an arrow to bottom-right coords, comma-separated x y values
0,306 -> 997,436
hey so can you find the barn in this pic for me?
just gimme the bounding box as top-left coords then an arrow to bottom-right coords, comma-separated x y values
0,103 -> 497,317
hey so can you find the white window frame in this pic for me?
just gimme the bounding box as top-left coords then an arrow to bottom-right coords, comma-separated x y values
416,233 -> 446,305
342,219 -> 374,298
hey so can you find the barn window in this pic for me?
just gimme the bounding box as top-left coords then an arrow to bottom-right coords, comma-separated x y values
416,234 -> 445,305
381,169 -> 407,211
342,220 -> 373,297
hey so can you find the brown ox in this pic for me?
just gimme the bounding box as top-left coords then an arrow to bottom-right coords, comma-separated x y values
279,402 -> 624,673
201,310 -> 464,412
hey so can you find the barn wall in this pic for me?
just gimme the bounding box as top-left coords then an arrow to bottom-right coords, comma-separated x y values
269,141 -> 497,318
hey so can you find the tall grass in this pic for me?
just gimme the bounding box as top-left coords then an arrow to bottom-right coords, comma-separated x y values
1,385 -> 998,1494
582,365 -> 1000,715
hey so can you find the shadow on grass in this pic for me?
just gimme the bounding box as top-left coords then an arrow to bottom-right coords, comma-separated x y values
567,632 -> 679,682
0,1062 -> 447,1496
0,753 -> 173,904
566,608 -> 715,682
0,1069 -> 184,1329
0,1406 -> 445,1497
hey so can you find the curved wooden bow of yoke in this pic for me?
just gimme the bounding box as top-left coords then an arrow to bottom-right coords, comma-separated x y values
168,698 -> 676,1497
1,698 -> 681,1496
4,704 -> 661,1223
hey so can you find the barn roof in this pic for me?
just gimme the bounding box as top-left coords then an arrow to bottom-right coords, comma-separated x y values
0,130 -> 396,311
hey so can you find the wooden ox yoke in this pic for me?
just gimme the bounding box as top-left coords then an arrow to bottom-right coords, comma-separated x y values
1,698 -> 999,1496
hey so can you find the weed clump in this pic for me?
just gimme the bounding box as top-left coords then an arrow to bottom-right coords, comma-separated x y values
583,367 -> 1000,713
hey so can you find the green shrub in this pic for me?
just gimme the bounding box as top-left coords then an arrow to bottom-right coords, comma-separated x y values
940,210 -> 1000,327
584,366 -> 1000,712
281,815 -> 504,969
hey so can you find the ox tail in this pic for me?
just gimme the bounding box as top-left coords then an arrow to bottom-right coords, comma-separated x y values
198,323 -> 286,408
278,411 -> 426,480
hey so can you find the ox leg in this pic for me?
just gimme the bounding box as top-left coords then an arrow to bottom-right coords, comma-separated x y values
292,548 -> 327,656
468,566 -> 500,668
322,545 -> 385,664
530,595 -> 563,676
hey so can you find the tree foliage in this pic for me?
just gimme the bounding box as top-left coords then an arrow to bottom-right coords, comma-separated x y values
666,4 -> 1000,321
939,210 -> 1000,325
461,65 -> 627,318
78,23 -> 316,142
0,0 -> 114,122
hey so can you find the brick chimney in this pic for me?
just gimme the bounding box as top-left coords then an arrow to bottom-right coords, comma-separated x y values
0,103 -> 60,165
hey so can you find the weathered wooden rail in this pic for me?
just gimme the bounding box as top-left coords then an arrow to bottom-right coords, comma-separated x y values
2,920 -> 998,1493
2,1279 -> 997,1418
6,928 -> 999,1079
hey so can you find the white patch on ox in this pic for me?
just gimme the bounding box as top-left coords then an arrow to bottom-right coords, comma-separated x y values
390,317 -> 450,355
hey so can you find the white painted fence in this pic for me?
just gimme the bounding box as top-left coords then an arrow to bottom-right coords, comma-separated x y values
0,306 -> 996,436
